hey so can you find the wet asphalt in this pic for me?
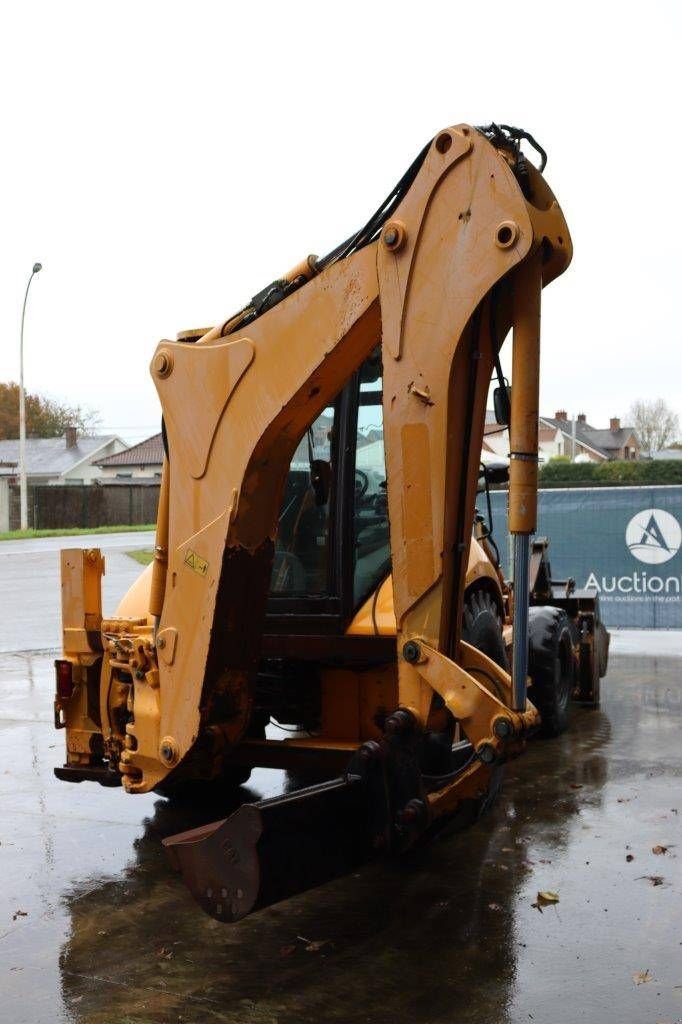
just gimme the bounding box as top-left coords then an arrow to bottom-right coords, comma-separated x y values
0,531 -> 154,654
0,630 -> 681,1024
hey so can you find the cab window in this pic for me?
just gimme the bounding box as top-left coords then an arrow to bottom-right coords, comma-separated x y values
353,355 -> 390,604
270,405 -> 335,596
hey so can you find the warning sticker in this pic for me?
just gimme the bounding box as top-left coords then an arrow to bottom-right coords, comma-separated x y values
184,549 -> 208,577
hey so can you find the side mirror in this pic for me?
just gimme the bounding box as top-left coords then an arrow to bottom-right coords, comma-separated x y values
493,383 -> 511,426
477,459 -> 509,494
485,462 -> 510,486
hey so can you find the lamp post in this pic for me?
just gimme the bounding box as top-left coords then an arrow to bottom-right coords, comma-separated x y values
19,262 -> 43,531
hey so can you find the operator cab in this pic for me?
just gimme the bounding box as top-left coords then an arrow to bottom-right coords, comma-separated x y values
266,349 -> 390,632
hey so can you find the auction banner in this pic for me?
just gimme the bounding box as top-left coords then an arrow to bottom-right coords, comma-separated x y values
489,486 -> 682,628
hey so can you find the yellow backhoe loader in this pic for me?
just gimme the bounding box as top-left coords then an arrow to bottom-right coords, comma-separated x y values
54,122 -> 608,923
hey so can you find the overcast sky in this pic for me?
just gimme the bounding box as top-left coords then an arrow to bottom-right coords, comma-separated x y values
2,1 -> 680,444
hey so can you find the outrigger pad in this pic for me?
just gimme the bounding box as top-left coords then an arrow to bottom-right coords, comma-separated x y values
163,776 -> 372,922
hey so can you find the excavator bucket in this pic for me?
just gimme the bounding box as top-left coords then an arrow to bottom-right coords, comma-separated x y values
163,777 -> 370,921
163,726 -> 431,920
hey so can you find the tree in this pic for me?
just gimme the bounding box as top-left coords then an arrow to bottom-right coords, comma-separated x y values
0,382 -> 101,440
627,398 -> 680,454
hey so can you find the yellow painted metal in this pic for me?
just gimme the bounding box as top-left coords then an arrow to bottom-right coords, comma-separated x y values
149,456 -> 169,621
320,664 -> 398,742
347,539 -> 503,637
58,549 -> 106,765
347,575 -> 395,636
61,548 -> 104,655
56,123 -> 572,811
114,563 -> 152,622
509,251 -> 542,535
137,247 -> 381,791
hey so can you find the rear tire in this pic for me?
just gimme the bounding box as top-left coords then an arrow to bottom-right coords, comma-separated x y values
421,590 -> 507,784
462,589 -> 508,671
459,589 -> 508,814
528,606 -> 573,737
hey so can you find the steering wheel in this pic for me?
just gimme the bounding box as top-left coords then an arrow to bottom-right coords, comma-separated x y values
354,468 -> 369,499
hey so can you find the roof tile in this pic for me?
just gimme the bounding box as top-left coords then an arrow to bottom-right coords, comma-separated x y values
98,433 -> 164,467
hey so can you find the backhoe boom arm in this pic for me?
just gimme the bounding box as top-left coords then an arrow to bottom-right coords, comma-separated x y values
134,124 -> 570,794
56,123 -> 573,922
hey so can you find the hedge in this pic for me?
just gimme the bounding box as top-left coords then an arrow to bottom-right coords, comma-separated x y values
538,459 -> 682,487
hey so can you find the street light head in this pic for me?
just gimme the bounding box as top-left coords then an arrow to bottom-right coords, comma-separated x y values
33,263 -> 42,274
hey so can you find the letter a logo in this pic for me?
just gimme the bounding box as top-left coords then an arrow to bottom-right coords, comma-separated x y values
638,514 -> 669,553
625,508 -> 681,565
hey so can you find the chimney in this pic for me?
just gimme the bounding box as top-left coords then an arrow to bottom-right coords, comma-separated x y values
577,413 -> 586,424
65,426 -> 78,449
555,409 -> 568,421
609,417 -> 620,432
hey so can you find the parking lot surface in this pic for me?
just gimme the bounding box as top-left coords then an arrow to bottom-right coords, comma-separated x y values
1,629 -> 681,1024
0,531 -> 153,653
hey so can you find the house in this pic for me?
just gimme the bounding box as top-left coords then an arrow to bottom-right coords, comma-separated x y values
97,432 -> 164,482
480,409 -> 641,464
539,411 -> 640,462
482,420 -> 509,456
0,428 -> 127,485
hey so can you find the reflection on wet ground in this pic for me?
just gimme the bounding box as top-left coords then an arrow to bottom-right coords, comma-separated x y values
1,643 -> 681,1024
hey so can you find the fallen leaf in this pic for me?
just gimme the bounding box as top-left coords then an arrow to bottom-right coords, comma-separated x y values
652,845 -> 668,856
157,946 -> 174,960
297,935 -> 331,953
305,940 -> 330,953
632,969 -> 652,985
636,875 -> 664,886
488,902 -> 503,911
12,910 -> 27,921
569,783 -> 583,790
532,891 -> 560,912
626,854 -> 634,862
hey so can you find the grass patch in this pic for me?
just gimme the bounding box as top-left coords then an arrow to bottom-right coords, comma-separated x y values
0,524 -> 156,542
126,549 -> 154,566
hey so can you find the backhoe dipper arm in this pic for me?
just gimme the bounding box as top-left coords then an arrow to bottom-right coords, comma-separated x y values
118,124 -> 570,796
